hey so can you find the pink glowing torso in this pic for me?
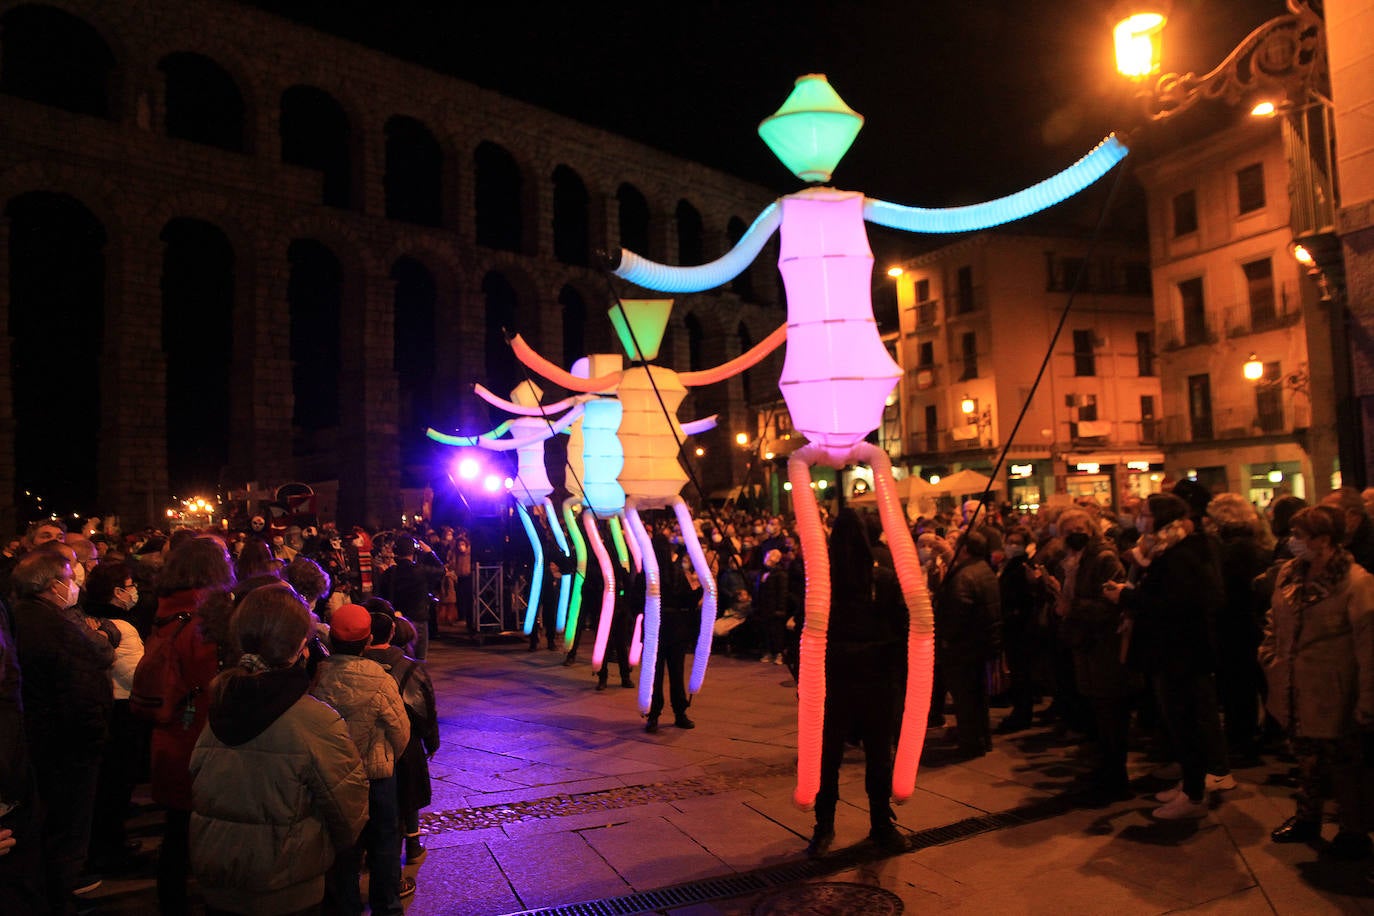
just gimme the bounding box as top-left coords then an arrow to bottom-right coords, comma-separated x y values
777,189 -> 900,467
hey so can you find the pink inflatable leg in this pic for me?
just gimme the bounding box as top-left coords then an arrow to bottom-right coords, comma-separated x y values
624,506 -> 659,714
788,445 -> 831,810
584,512 -> 616,670
854,442 -> 934,801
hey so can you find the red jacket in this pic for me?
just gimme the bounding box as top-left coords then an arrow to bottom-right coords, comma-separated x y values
150,588 -> 223,810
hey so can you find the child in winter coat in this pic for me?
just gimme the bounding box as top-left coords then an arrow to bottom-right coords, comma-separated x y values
310,603 -> 411,915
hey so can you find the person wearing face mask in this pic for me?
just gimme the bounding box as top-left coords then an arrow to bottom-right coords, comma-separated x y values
1259,505 -> 1374,857
83,561 -> 151,874
9,550 -> 114,910
189,584 -> 368,915
1104,492 -> 1228,820
1048,510 -> 1137,804
934,529 -> 1001,759
995,527 -> 1040,734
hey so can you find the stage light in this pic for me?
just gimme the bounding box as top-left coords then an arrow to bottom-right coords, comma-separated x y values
482,474 -> 502,493
457,456 -> 481,480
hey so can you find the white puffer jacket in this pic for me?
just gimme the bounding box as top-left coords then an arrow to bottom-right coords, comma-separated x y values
310,654 -> 410,779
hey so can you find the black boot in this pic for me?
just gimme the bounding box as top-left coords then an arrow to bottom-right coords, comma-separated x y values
1271,816 -> 1322,844
805,824 -> 834,857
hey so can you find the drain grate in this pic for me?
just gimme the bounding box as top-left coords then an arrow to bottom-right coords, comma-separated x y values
500,793 -> 1081,916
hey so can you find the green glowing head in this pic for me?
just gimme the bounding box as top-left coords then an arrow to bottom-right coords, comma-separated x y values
758,74 -> 864,183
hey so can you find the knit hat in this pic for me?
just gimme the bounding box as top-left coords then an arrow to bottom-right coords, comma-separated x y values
330,603 -> 372,642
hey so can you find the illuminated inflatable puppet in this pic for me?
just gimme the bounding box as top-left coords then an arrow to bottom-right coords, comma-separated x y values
610,74 -> 1129,807
511,299 -> 786,713
426,381 -> 582,635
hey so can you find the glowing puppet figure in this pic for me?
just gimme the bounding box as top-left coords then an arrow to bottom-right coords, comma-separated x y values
426,380 -> 580,636
610,74 -> 1129,807
511,299 -> 786,714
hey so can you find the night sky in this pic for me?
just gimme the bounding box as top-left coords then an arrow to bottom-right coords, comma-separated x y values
243,0 -> 1292,205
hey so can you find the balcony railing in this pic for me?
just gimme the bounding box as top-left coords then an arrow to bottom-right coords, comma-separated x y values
1222,283 -> 1301,337
1160,403 -> 1311,444
1158,317 -> 1217,351
916,300 -> 938,327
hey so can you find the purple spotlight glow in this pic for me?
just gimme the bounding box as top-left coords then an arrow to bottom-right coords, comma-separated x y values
457,456 -> 481,480
482,474 -> 502,493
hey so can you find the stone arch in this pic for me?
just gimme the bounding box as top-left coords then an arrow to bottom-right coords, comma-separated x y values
392,256 -> 438,486
5,190 -> 106,517
385,115 -> 443,227
286,238 -> 344,447
159,217 -> 234,496
684,310 -> 705,372
676,198 -> 703,266
727,215 -> 756,301
481,269 -> 533,405
280,84 -> 353,209
557,282 -> 589,369
617,182 -> 649,255
552,164 -> 589,267
737,320 -> 755,405
0,4 -> 116,119
157,51 -> 247,153
474,141 -> 524,253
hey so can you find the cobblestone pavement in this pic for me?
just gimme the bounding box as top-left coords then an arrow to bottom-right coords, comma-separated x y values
82,632 -> 1374,915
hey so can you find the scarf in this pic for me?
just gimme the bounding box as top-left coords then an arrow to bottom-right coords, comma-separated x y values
1277,547 -> 1353,610
1130,518 -> 1193,569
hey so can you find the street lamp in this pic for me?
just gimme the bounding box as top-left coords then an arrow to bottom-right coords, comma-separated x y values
960,393 -> 993,448
1112,2 -> 1325,123
1242,352 -> 1310,396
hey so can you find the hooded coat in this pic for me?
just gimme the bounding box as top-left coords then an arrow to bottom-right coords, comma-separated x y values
189,665 -> 368,915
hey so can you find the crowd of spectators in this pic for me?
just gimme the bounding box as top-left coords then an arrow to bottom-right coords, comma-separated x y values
5,478 -> 1374,910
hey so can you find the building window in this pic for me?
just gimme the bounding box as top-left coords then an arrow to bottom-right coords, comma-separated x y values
918,340 -> 934,368
1173,190 -> 1198,237
1072,329 -> 1096,377
1179,277 -> 1207,346
1242,257 -> 1276,327
1136,331 -> 1155,377
916,278 -> 930,302
1188,373 -> 1213,440
1140,394 -> 1158,443
1256,361 -> 1284,432
960,331 -> 977,380
160,53 -> 246,153
956,265 -> 974,314
385,116 -> 444,227
1237,163 -> 1265,214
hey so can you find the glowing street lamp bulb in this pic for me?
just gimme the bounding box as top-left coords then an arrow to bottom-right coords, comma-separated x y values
764,451 -> 775,461
783,481 -> 793,491
1114,11 -> 1165,78
482,474 -> 502,492
886,266 -> 904,278
1243,354 -> 1264,382
817,479 -> 827,489
457,457 -> 481,480
1292,243 -> 1316,268
735,432 -> 749,446
694,447 -> 704,457
961,395 -> 976,415
929,474 -> 941,485
1268,467 -> 1284,484
1251,101 -> 1277,117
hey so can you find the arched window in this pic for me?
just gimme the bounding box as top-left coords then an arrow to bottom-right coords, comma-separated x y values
727,216 -> 756,301
384,116 -> 443,227
0,5 -> 114,118
392,258 -> 437,485
558,284 -> 586,369
676,199 -> 703,266
161,218 -> 234,495
737,322 -> 754,404
158,52 -> 245,152
474,142 -> 522,252
552,165 -> 589,266
280,86 -> 352,208
617,183 -> 649,254
685,312 -> 704,372
287,239 -> 342,433
482,271 -> 520,403
6,191 -> 105,516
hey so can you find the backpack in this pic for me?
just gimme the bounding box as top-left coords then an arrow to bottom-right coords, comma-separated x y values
129,612 -> 195,725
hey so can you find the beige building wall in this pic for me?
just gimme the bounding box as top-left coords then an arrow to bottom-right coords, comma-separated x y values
892,231 -> 1159,510
1136,117 -> 1327,503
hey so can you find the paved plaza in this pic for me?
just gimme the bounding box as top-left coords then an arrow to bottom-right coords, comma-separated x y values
92,634 -> 1374,915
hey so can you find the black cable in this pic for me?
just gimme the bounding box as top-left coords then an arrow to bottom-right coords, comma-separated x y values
952,158 -> 1132,561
